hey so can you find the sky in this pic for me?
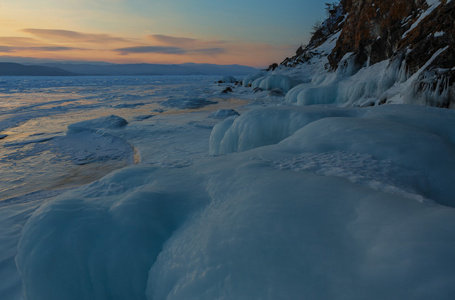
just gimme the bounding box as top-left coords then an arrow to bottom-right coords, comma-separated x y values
0,0 -> 331,67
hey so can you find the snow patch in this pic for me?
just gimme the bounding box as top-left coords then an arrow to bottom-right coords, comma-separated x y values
402,1 -> 442,38
434,31 -> 445,37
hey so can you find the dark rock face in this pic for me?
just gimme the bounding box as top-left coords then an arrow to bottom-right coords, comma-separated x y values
327,0 -> 454,71
267,63 -> 279,71
277,0 -> 455,108
221,87 -> 234,94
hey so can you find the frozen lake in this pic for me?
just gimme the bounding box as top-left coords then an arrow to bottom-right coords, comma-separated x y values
1,75 -> 455,300
0,76 -> 239,201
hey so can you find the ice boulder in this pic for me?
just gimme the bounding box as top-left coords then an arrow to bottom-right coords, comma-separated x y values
209,109 -> 240,119
268,88 -> 285,97
286,84 -> 339,105
209,106 -> 353,155
51,115 -> 134,165
67,115 -> 128,133
242,71 -> 266,87
16,166 -> 211,300
251,74 -> 302,93
218,76 -> 236,83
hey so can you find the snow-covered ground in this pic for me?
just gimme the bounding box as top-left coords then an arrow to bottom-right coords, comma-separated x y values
1,75 -> 455,299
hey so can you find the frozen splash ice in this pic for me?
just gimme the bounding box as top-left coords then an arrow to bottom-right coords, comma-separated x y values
15,103 -> 455,300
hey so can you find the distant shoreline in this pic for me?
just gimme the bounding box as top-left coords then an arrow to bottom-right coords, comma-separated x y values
0,61 -> 259,77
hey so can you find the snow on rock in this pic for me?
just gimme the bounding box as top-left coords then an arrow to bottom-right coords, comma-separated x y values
402,1 -> 441,38
264,0 -> 455,108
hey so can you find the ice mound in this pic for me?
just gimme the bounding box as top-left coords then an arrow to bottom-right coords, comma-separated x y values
209,109 -> 240,119
67,115 -> 128,133
55,115 -> 133,165
15,105 -> 455,300
209,106 -> 354,155
282,55 -> 451,107
161,98 -> 217,109
242,71 -> 266,86
16,166 -> 210,300
146,159 -> 455,299
251,74 -> 302,93
286,84 -> 339,105
218,75 -> 236,83
211,104 -> 455,207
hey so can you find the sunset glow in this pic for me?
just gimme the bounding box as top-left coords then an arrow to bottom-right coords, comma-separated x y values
0,0 -> 328,67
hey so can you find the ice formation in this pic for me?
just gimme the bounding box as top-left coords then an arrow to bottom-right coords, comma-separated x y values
208,109 -> 240,119
218,75 -> 237,83
242,71 -> 266,86
14,103 -> 455,300
2,1 -> 455,297
251,74 -> 302,93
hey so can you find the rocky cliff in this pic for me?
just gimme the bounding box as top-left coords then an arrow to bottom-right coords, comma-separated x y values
269,0 -> 455,108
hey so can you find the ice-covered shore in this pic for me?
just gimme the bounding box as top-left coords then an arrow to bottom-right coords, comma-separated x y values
5,84 -> 455,300
3,0 -> 455,297
1,54 -> 455,300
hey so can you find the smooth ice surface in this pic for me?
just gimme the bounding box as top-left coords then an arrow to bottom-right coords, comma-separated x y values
2,75 -> 455,300
161,98 -> 217,109
67,115 -> 128,133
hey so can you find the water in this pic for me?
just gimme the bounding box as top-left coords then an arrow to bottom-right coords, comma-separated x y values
0,75 -> 223,201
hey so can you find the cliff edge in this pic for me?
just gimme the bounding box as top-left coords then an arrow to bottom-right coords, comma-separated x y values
260,0 -> 454,108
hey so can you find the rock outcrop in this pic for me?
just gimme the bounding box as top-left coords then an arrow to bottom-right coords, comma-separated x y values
274,0 -> 455,108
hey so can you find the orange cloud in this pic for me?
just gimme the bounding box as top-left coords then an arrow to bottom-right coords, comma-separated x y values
0,46 -> 84,52
149,34 -> 199,46
0,29 -> 295,67
23,28 -> 131,45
